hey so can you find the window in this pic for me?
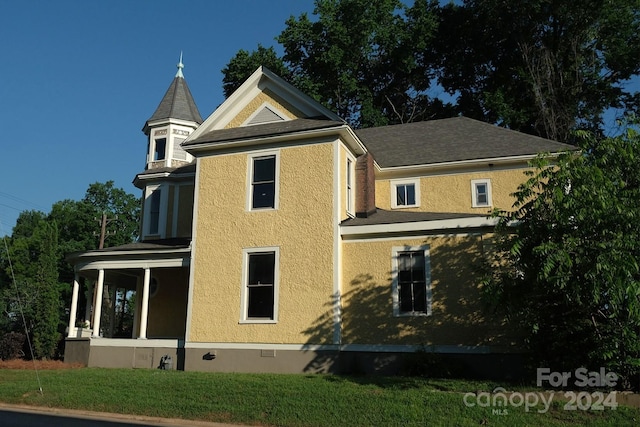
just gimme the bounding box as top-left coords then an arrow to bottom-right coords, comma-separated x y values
471,179 -> 492,208
241,248 -> 279,323
392,246 -> 431,316
391,179 -> 420,209
148,188 -> 161,235
248,152 -> 279,210
346,157 -> 354,215
154,138 -> 166,161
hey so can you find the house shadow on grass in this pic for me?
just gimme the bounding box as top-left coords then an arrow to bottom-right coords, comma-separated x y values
301,235 -> 524,380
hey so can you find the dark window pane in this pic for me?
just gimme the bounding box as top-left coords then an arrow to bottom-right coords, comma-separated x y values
406,184 -> 416,205
247,285 -> 274,318
248,253 -> 275,284
149,190 -> 161,234
412,282 -> 427,312
253,157 -> 275,182
399,283 -> 413,312
252,183 -> 275,208
396,185 -> 406,205
154,138 -> 166,161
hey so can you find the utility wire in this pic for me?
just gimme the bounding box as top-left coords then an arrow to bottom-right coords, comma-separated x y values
0,218 -> 43,395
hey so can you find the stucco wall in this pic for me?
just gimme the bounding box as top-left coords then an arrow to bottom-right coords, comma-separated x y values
341,235 -> 517,349
190,142 -> 336,344
375,167 -> 530,213
147,267 -> 189,338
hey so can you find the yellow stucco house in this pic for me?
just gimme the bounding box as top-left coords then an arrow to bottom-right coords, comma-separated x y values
64,63 -> 573,376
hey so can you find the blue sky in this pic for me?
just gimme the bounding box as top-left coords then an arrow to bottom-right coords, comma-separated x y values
0,0 -> 316,235
1,1 -> 637,236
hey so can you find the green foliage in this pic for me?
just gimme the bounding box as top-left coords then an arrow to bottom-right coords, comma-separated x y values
222,45 -> 291,98
484,122 -> 640,390
0,182 -> 140,359
437,0 -> 640,143
222,0 -> 640,139
223,0 -> 452,128
2,215 -> 61,358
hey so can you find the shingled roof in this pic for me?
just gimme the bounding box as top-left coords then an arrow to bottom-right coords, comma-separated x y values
143,65 -> 203,132
355,117 -> 576,168
183,117 -> 344,147
341,209 -> 483,226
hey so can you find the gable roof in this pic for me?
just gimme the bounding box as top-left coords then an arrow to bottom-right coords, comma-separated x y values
184,67 -> 342,143
143,72 -> 203,133
355,117 -> 576,168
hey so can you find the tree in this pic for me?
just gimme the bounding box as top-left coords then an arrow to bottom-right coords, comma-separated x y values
436,0 -> 640,143
1,212 -> 61,359
222,45 -> 291,98
50,181 -> 140,286
223,0 -> 450,128
484,122 -> 640,390
222,0 -> 639,138
0,181 -> 140,359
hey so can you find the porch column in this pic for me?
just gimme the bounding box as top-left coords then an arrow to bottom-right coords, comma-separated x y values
67,274 -> 80,337
92,269 -> 105,338
139,268 -> 150,339
84,285 -> 93,325
132,277 -> 141,338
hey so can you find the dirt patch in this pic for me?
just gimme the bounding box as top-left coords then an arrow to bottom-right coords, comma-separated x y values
0,359 -> 84,370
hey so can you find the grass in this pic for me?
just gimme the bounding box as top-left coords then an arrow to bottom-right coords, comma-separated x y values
0,368 -> 638,426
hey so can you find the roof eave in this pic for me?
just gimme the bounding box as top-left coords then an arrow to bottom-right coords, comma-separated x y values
374,152 -> 569,176
340,216 -> 500,239
184,124 -> 356,155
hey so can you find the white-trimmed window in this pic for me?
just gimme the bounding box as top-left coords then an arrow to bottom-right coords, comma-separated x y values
240,247 -> 280,323
392,245 -> 431,316
248,151 -> 280,210
144,185 -> 166,238
471,179 -> 492,208
346,157 -> 355,216
391,179 -> 420,209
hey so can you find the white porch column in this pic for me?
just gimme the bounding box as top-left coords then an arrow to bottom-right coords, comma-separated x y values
139,268 -> 150,339
67,274 -> 80,337
92,269 -> 105,338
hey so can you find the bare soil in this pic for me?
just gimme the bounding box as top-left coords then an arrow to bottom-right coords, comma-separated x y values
0,359 -> 84,370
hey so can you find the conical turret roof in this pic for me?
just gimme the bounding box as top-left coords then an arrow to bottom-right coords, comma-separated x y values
143,55 -> 202,133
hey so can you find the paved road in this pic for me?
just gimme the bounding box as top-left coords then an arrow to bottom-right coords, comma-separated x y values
0,405 -> 249,427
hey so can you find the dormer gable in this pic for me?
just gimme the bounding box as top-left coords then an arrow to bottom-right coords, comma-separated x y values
185,66 -> 342,144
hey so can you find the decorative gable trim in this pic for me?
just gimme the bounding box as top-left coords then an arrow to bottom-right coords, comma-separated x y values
243,102 -> 288,126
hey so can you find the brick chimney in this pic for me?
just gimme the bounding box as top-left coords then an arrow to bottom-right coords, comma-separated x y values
355,153 -> 376,218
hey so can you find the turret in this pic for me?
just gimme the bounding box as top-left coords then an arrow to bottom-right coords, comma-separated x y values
142,54 -> 202,170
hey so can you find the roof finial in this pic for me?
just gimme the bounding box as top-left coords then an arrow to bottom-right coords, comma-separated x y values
176,51 -> 184,78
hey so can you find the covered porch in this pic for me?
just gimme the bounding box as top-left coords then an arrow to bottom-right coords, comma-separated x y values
64,240 -> 191,368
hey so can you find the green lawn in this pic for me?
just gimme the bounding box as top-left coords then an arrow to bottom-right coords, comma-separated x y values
0,368 -> 638,426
